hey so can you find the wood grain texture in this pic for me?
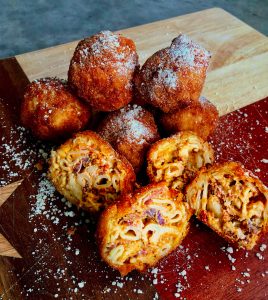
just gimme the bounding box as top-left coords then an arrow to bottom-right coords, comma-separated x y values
0,181 -> 22,258
0,234 -> 21,258
0,181 -> 23,207
16,8 -> 268,116
1,7 -> 268,300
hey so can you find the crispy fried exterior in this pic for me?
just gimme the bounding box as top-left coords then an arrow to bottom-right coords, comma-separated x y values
135,34 -> 211,113
97,104 -> 160,173
21,78 -> 90,140
68,31 -> 139,111
186,162 -> 268,250
48,130 -> 136,213
96,182 -> 192,276
160,96 -> 219,140
147,131 -> 214,191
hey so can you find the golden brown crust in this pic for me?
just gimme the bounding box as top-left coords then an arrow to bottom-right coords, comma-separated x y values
96,182 -> 192,276
160,96 -> 219,140
48,130 -> 136,213
135,34 -> 211,113
147,131 -> 214,191
20,78 -> 90,140
68,31 -> 139,111
186,162 -> 268,250
97,104 -> 160,173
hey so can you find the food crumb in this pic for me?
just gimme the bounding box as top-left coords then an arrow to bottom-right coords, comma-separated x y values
226,247 -> 233,254
260,244 -> 267,252
256,253 -> 264,260
78,281 -> 85,288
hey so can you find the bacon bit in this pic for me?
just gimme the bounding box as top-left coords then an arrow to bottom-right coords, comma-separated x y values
138,249 -> 147,255
81,157 -> 90,165
144,199 -> 153,205
67,226 -> 77,236
199,210 -> 208,223
73,161 -> 82,173
73,157 -> 90,173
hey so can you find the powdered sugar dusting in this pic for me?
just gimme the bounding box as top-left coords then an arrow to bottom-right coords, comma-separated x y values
75,30 -> 137,78
91,30 -> 120,54
99,104 -> 155,145
169,34 -> 210,68
0,117 -> 49,186
157,69 -> 178,88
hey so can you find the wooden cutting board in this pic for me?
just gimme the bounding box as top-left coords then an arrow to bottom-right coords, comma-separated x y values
0,7 -> 268,300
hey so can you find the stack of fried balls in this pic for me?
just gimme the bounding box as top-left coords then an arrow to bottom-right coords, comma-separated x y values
21,30 -> 268,276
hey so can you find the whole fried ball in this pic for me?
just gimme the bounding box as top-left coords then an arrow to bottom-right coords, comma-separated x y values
135,34 -> 211,113
160,96 -> 219,140
97,104 -> 160,173
21,78 -> 90,140
68,30 -> 139,111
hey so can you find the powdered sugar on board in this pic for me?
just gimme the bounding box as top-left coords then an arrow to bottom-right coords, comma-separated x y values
209,98 -> 268,185
0,96 -> 50,186
150,220 -> 268,299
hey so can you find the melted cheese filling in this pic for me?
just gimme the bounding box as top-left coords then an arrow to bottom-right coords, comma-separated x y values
149,134 -> 213,190
104,189 -> 189,267
49,136 -> 127,211
188,171 -> 268,248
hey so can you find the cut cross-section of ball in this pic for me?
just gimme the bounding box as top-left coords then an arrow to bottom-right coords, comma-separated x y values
48,130 -> 135,213
97,182 -> 192,276
186,162 -> 268,250
147,131 -> 214,191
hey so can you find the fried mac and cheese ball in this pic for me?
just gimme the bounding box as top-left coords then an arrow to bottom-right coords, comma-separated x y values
147,132 -> 214,191
135,34 -> 211,113
48,131 -> 136,213
186,162 -> 268,250
21,78 -> 90,140
97,104 -> 160,173
68,30 -> 139,111
97,182 -> 192,276
160,96 -> 219,140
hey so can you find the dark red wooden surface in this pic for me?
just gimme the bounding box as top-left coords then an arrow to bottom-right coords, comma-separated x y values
0,57 -> 268,300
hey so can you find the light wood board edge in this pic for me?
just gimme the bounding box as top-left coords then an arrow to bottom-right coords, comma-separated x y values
0,181 -> 23,258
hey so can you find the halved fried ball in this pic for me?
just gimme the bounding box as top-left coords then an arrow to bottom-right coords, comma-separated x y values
68,30 -> 139,111
97,104 -> 160,173
21,78 -> 90,140
186,162 -> 268,250
48,130 -> 136,213
160,96 -> 219,140
97,182 -> 192,276
147,131 -> 214,191
135,34 -> 211,113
